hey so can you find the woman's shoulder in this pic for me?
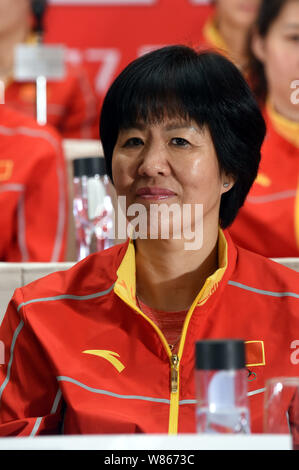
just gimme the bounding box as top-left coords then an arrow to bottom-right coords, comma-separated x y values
231,243 -> 299,297
18,241 -> 129,305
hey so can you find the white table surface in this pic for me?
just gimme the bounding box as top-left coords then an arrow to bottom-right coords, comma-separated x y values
0,433 -> 292,450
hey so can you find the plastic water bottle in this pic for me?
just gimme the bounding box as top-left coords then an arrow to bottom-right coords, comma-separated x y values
73,157 -> 114,260
195,339 -> 250,434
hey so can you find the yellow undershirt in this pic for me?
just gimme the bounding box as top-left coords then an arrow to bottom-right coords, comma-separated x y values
266,100 -> 299,149
202,15 -> 249,75
203,15 -> 230,57
114,228 -> 227,310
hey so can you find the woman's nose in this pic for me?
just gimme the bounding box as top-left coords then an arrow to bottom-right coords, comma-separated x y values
137,143 -> 171,177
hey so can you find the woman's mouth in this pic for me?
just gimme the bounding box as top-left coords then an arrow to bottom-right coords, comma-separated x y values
136,187 -> 177,200
238,2 -> 259,14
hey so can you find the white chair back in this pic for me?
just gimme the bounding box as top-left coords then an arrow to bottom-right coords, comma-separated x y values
271,258 -> 299,272
0,262 -> 74,324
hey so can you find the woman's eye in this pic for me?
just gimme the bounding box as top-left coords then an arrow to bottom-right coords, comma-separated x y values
286,35 -> 299,42
171,137 -> 190,147
123,137 -> 144,147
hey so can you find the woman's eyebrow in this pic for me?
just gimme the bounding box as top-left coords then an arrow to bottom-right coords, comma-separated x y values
121,123 -> 146,131
120,122 -> 202,132
117,125 -> 145,136
164,123 -> 198,131
164,123 -> 205,136
282,23 -> 299,30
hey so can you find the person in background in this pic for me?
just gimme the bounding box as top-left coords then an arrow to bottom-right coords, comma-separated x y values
0,104 -> 68,261
0,46 -> 298,439
0,0 -> 98,139
229,0 -> 299,258
201,0 -> 261,75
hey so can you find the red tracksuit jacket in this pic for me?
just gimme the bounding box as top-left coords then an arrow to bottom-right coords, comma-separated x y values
229,109 -> 299,258
0,230 -> 298,437
0,105 -> 68,261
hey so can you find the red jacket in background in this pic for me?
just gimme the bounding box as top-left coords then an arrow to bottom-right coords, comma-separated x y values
0,230 -> 298,437
229,108 -> 299,258
0,104 -> 68,261
5,63 -> 99,140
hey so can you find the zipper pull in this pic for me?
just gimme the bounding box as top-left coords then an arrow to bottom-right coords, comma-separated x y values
170,354 -> 179,393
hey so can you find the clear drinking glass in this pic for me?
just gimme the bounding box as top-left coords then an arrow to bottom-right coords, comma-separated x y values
73,158 -> 115,261
195,368 -> 250,434
195,339 -> 250,434
264,377 -> 299,450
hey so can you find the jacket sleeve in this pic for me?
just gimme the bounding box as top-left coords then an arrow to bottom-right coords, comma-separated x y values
0,289 -> 63,436
23,132 -> 68,262
60,65 -> 99,140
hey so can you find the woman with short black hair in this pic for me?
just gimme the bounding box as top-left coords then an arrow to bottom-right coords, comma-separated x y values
100,46 -> 264,229
0,45 -> 298,438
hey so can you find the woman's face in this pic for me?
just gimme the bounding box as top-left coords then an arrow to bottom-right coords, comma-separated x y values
112,118 -> 233,240
253,0 -> 299,117
0,0 -> 30,36
215,0 -> 261,29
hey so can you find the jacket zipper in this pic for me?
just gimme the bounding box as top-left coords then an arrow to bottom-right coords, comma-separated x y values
168,352 -> 180,434
170,354 -> 179,393
114,288 -> 196,434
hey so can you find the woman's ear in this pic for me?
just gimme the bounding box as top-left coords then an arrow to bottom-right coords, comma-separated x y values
251,31 -> 266,64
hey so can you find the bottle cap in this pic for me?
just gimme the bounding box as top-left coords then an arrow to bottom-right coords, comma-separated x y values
195,339 -> 246,370
73,157 -> 107,177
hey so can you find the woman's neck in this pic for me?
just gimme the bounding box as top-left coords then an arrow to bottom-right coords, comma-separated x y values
216,17 -> 250,71
135,222 -> 219,312
0,25 -> 30,82
270,95 -> 299,124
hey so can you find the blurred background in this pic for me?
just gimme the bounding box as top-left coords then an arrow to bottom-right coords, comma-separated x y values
44,0 -> 213,116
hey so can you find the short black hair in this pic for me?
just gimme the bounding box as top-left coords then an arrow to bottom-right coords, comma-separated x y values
100,45 -> 266,228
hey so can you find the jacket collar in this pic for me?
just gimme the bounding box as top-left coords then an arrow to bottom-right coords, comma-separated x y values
203,15 -> 229,57
113,228 -> 236,312
266,100 -> 299,150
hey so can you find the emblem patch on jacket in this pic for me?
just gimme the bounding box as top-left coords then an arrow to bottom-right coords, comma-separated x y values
82,349 -> 125,373
245,340 -> 265,367
0,160 -> 13,181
